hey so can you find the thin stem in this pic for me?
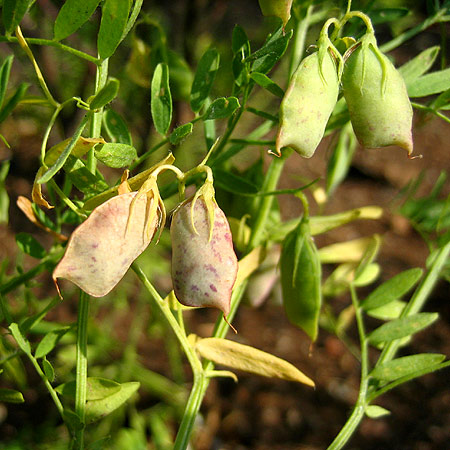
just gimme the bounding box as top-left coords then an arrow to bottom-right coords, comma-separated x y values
130,137 -> 169,170
48,180 -> 87,218
327,285 -> 369,450
15,26 -> 59,108
289,4 -> 314,78
0,36 -> 100,64
73,291 -> 90,449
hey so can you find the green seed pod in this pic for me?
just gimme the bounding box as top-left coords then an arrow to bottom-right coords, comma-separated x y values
342,34 -> 413,154
280,217 -> 322,341
170,194 -> 238,317
276,43 -> 340,158
258,0 -> 293,27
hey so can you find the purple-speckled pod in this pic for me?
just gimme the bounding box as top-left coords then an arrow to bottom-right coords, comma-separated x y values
170,198 -> 238,316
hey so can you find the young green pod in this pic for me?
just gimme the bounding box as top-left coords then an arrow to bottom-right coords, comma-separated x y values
280,217 -> 322,341
276,42 -> 340,158
170,195 -> 238,317
258,0 -> 293,27
342,34 -> 413,154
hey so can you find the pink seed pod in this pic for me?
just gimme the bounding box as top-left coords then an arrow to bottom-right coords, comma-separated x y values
53,191 -> 158,297
170,197 -> 238,317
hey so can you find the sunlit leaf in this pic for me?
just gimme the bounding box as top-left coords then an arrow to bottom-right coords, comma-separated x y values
94,143 -> 137,168
0,388 -> 24,403
3,0 -> 32,34
194,336 -> 314,386
35,326 -> 72,359
169,123 -> 193,145
365,405 -> 390,418
90,78 -> 120,110
56,377 -> 121,401
203,97 -> 240,120
318,235 -> 380,264
9,323 -> 31,354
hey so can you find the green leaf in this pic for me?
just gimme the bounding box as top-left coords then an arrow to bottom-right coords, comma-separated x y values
0,82 -> 29,123
103,109 -> 132,145
2,0 -> 32,34
232,25 -> 251,86
35,326 -> 71,359
194,337 -> 314,386
407,67 -> 450,98
56,377 -> 122,401
366,299 -> 406,320
15,232 -> 46,259
250,26 -> 292,74
0,388 -> 24,403
98,0 -> 131,59
203,97 -> 240,120
94,143 -> 137,168
190,48 -> 220,113
365,405 -> 390,418
38,113 -> 90,184
169,123 -> 193,145
354,234 -> 381,280
54,0 -> 102,41
64,155 -> 109,196
9,322 -> 31,354
0,55 -> 14,109
90,78 -> 120,110
370,353 -> 446,382
368,313 -> 439,345
42,357 -> 55,382
44,136 -> 105,166
430,87 -> 450,110
85,381 -> 140,424
399,46 -> 440,86
213,168 -> 259,195
151,63 -> 172,135
250,72 -> 284,97
362,268 -> 423,311
0,161 -> 10,224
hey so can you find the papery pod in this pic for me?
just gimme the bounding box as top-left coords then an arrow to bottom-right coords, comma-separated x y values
53,191 -> 158,297
170,196 -> 238,317
280,217 -> 322,341
276,44 -> 340,158
258,0 -> 293,27
342,34 -> 413,154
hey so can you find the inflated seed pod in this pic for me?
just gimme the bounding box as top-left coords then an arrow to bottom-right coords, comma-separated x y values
280,217 -> 322,341
276,44 -> 340,158
342,34 -> 413,154
170,196 -> 238,317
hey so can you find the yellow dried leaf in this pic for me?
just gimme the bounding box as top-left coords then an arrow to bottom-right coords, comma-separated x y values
194,337 -> 314,387
32,167 -> 54,209
16,196 -> 67,241
318,235 -> 381,264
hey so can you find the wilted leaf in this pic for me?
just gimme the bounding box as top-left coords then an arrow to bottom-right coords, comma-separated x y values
53,191 -> 158,297
32,167 -> 54,209
194,337 -> 314,386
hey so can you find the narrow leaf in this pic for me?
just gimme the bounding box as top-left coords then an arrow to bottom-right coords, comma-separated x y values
370,353 -> 446,382
15,232 -> 46,259
399,46 -> 440,86
35,326 -> 71,359
203,97 -> 240,120
169,123 -> 193,145
151,63 -> 172,135
38,113 -> 90,184
250,72 -> 284,97
194,337 -> 314,387
103,109 -> 132,145
90,78 -> 120,110
44,136 -> 105,166
190,48 -> 220,113
0,82 -> 29,123
64,156 -> 109,196
2,0 -> 32,34
365,405 -> 390,418
362,268 -> 423,311
85,381 -> 140,424
0,388 -> 24,403
94,143 -> 137,168
98,0 -> 131,59
354,234 -> 381,280
0,55 -> 14,109
407,67 -> 450,98
9,323 -> 31,354
368,313 -> 439,345
42,357 -> 55,382
54,0 -> 101,41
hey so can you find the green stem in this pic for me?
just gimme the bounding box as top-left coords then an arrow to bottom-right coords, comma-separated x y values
327,285 -> 369,450
376,241 -> 450,366
0,36 -> 100,64
129,137 -> 169,170
73,291 -> 90,449
289,5 -> 314,78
